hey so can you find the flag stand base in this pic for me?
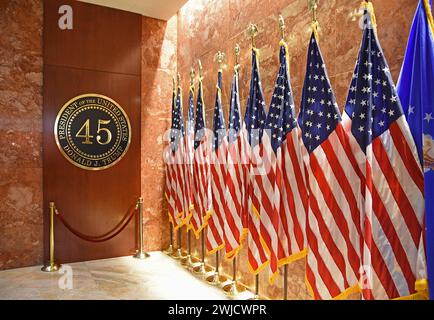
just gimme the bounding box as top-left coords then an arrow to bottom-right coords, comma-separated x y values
193,262 -> 208,275
41,263 -> 60,273
164,244 -> 174,255
171,248 -> 183,260
222,281 -> 244,297
133,251 -> 150,259
205,271 -> 224,286
180,254 -> 195,268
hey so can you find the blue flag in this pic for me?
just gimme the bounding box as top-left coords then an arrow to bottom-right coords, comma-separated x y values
397,0 -> 434,299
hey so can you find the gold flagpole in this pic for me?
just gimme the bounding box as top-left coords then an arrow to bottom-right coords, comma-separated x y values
247,23 -> 259,48
283,265 -> 288,300
205,51 -> 226,286
206,250 -> 223,285
308,0 -> 320,40
172,73 -> 187,261
192,60 -> 208,276
193,227 -> 207,275
253,274 -> 260,299
223,256 -> 245,297
279,14 -> 286,41
278,16 -> 289,300
222,44 -> 243,297
181,227 -> 195,268
164,76 -> 177,256
308,0 -> 318,23
181,68 -> 196,269
246,22 -> 261,300
171,227 -> 183,259
164,223 -> 174,255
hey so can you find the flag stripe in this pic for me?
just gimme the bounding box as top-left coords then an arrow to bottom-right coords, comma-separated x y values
305,203 -> 342,298
309,152 -> 360,280
282,132 -> 307,251
362,213 -> 400,299
365,158 -> 416,295
372,137 -> 422,245
389,122 -> 424,193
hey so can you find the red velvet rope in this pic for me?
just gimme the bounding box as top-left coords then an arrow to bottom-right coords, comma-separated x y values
56,204 -> 137,242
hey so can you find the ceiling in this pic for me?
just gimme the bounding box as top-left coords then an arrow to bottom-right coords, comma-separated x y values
78,0 -> 188,20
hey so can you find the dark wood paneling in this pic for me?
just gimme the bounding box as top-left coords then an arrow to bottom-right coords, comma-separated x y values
43,0 -> 141,263
44,0 -> 141,75
43,65 -> 141,263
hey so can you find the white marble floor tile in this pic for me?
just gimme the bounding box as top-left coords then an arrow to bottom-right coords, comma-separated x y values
0,251 -> 229,300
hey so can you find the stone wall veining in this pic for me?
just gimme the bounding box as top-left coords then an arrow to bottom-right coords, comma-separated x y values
0,0 -> 178,270
0,0 -> 44,270
141,15 -> 178,252
175,0 -> 419,299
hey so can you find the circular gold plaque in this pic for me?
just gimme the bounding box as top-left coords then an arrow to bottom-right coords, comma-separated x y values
54,94 -> 131,170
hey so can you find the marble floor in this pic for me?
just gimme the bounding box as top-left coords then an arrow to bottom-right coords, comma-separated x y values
0,252 -> 253,300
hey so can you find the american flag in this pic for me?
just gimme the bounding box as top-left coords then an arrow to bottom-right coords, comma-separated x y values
165,84 -> 185,230
174,86 -> 190,223
223,66 -> 249,259
264,41 -> 308,276
245,48 -> 270,274
206,70 -> 227,253
298,33 -> 363,299
183,83 -> 195,225
191,78 -> 212,238
343,10 -> 425,300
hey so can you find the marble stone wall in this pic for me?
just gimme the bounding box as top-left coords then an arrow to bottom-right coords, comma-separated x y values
0,1 -> 177,270
141,15 -> 178,252
0,0 -> 44,270
175,0 -> 419,299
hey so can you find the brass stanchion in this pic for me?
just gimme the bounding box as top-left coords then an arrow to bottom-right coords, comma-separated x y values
164,223 -> 174,255
283,264 -> 288,300
193,228 -> 207,275
134,197 -> 150,259
41,202 -> 60,272
180,229 -> 195,268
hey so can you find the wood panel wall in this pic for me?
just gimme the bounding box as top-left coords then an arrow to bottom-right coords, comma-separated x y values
43,0 -> 141,263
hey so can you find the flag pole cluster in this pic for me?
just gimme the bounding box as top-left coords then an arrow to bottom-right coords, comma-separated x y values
163,1 -> 431,300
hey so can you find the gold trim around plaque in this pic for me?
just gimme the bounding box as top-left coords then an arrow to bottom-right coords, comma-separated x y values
54,93 -> 132,171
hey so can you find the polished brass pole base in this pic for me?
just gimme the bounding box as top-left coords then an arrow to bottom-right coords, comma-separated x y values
164,244 -> 174,255
41,263 -> 60,272
180,254 -> 194,267
205,271 -> 224,286
133,251 -> 150,259
171,248 -> 184,260
192,262 -> 208,275
222,281 -> 243,297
